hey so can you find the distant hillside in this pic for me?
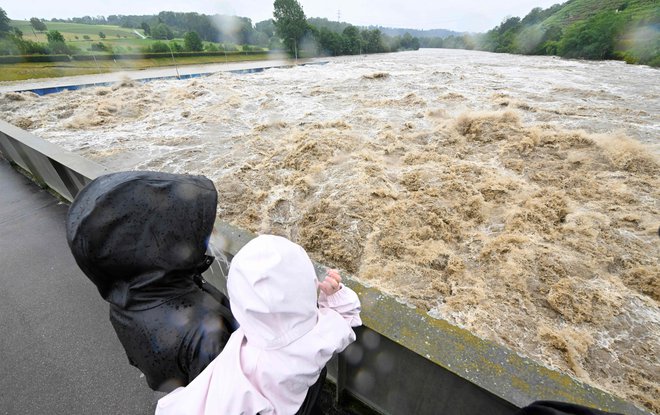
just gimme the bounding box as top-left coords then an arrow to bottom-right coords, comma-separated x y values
375,27 -> 461,39
0,10 -> 423,64
11,20 -> 140,42
542,0 -> 658,27
434,0 -> 659,66
306,18 -> 460,38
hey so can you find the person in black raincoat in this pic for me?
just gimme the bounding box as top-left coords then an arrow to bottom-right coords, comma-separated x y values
66,171 -> 236,393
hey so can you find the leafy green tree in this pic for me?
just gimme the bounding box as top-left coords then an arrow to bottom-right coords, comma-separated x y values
478,16 -> 521,53
0,7 -> 10,35
399,32 -> 420,50
269,37 -> 284,51
558,11 -> 626,59
30,17 -> 47,31
362,29 -> 386,54
255,19 -> 275,38
46,30 -> 70,54
521,7 -> 545,26
315,27 -> 343,55
273,0 -> 308,57
307,17 -> 350,34
148,41 -> 170,53
235,17 -> 255,45
141,22 -> 151,36
90,42 -> 110,52
184,31 -> 203,51
22,39 -> 48,54
0,37 -> 19,54
251,31 -> 269,47
151,23 -> 174,40
536,25 -> 563,55
157,11 -> 216,42
341,25 -> 361,54
169,40 -> 183,52
46,30 -> 65,43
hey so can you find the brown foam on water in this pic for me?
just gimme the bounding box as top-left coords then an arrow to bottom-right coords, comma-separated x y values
0,72 -> 658,413
209,110 -> 659,413
362,72 -> 390,80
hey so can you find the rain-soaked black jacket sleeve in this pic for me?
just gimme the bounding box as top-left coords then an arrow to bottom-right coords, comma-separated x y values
66,171 -> 235,392
110,285 -> 234,391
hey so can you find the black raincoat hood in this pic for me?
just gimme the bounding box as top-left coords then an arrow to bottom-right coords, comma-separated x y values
66,171 -> 218,310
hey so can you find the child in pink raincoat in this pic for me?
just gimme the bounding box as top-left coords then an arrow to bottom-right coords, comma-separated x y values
155,234 -> 362,415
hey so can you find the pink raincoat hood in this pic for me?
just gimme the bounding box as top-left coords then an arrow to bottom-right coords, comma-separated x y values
156,235 -> 361,415
227,235 -> 319,350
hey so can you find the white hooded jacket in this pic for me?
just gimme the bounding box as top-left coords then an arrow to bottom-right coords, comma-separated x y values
155,235 -> 362,415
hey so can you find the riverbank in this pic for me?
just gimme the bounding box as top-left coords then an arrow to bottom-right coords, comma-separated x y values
0,57 -> 325,93
0,52 -> 277,82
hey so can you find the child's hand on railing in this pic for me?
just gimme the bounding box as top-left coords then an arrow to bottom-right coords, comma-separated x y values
319,269 -> 342,296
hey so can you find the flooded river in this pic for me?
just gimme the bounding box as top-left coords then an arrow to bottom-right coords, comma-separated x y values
1,48 -> 658,413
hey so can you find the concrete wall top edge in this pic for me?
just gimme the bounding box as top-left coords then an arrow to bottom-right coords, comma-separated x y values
0,119 -> 109,181
210,223 -> 650,415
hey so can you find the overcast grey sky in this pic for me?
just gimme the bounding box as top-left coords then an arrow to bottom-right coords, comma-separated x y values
3,0 -> 564,33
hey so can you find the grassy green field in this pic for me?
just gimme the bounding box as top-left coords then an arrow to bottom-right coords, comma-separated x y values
0,53 -> 272,82
3,20 -> 274,81
543,0 -> 659,27
9,20 -> 248,54
12,20 -> 143,42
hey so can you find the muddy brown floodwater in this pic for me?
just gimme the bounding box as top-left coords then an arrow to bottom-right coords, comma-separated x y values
1,49 -> 658,413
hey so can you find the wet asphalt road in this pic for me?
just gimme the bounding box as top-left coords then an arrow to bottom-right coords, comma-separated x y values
0,159 -> 156,414
0,160 -> 355,415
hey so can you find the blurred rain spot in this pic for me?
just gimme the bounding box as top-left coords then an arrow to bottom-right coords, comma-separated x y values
343,343 -> 364,365
362,329 -> 380,350
175,183 -> 198,201
353,369 -> 376,394
169,307 -> 192,327
360,290 -> 379,309
175,242 -> 194,262
387,390 -> 402,408
209,230 -> 230,252
202,316 -> 222,332
375,351 -> 395,374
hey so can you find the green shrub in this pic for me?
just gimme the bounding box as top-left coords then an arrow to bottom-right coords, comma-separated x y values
0,54 -> 70,63
169,41 -> 183,52
648,55 -> 660,67
149,41 -> 170,53
90,42 -> 109,52
183,31 -> 203,51
557,11 -> 627,60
